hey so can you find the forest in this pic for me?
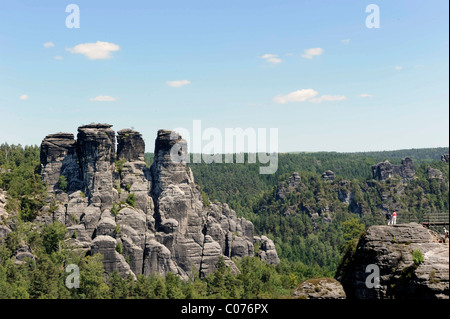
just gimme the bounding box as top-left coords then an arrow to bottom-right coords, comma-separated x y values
0,143 -> 448,299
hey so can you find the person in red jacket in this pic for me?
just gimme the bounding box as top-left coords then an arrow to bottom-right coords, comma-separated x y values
392,210 -> 397,225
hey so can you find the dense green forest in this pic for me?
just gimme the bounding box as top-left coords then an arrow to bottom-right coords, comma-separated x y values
0,144 -> 448,299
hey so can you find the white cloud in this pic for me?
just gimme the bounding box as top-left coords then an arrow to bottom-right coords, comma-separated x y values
395,66 -> 403,70
67,41 -> 120,60
166,80 -> 191,88
19,94 -> 29,100
309,95 -> 347,103
262,54 -> 282,64
90,95 -> 118,102
301,48 -> 324,59
44,41 -> 55,48
273,89 -> 319,104
341,39 -> 351,44
357,93 -> 374,98
54,56 -> 63,60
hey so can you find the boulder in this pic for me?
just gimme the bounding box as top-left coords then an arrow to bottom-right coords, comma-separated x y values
292,278 -> 346,299
91,235 -> 136,279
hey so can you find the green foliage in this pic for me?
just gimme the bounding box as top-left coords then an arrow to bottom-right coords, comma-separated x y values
57,175 -> 68,192
412,249 -> 424,266
0,144 -> 47,221
111,203 -> 121,217
126,193 -> 136,207
115,158 -> 126,174
42,221 -> 67,254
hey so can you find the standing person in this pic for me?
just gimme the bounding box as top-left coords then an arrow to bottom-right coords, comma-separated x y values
392,210 -> 397,225
385,211 -> 392,225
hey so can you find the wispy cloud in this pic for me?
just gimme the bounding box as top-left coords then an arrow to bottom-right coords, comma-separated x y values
67,41 -> 120,60
43,41 -> 55,48
274,89 -> 347,104
261,54 -> 282,64
301,48 -> 324,59
395,66 -> 403,70
90,95 -> 118,102
166,80 -> 191,88
19,94 -> 29,100
341,39 -> 351,44
54,56 -> 63,60
357,93 -> 374,98
273,89 -> 319,104
309,95 -> 347,103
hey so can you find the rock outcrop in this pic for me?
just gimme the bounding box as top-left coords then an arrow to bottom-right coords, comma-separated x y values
338,223 -> 449,299
291,278 -> 346,299
441,154 -> 449,163
0,189 -> 7,220
321,170 -> 335,181
40,133 -> 83,193
276,172 -> 301,200
372,158 -> 415,182
39,124 -> 279,280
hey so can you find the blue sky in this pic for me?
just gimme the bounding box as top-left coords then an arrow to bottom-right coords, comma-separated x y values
0,0 -> 448,153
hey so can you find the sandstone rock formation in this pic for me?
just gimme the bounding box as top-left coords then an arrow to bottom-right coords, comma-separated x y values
321,170 -> 335,181
372,158 -> 415,182
291,278 -> 346,299
338,223 -> 449,299
39,124 -> 279,280
0,188 -> 7,220
276,172 -> 301,200
441,154 -> 449,163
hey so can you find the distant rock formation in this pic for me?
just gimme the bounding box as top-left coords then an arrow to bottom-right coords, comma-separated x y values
442,154 -> 449,163
338,223 -> 449,299
321,170 -> 335,181
371,157 -> 415,182
39,124 -> 279,280
427,167 -> 443,180
276,172 -> 301,200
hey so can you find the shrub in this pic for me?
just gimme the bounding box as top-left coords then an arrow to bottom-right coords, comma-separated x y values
412,249 -> 424,266
126,193 -> 136,207
111,203 -> 121,217
57,175 -> 68,192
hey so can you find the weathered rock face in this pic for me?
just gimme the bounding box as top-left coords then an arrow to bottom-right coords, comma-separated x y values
117,129 -> 145,162
441,154 -> 449,163
291,278 -> 346,299
372,158 -> 415,182
39,124 -> 279,280
338,223 -> 449,299
40,133 -> 83,192
77,124 -> 116,210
